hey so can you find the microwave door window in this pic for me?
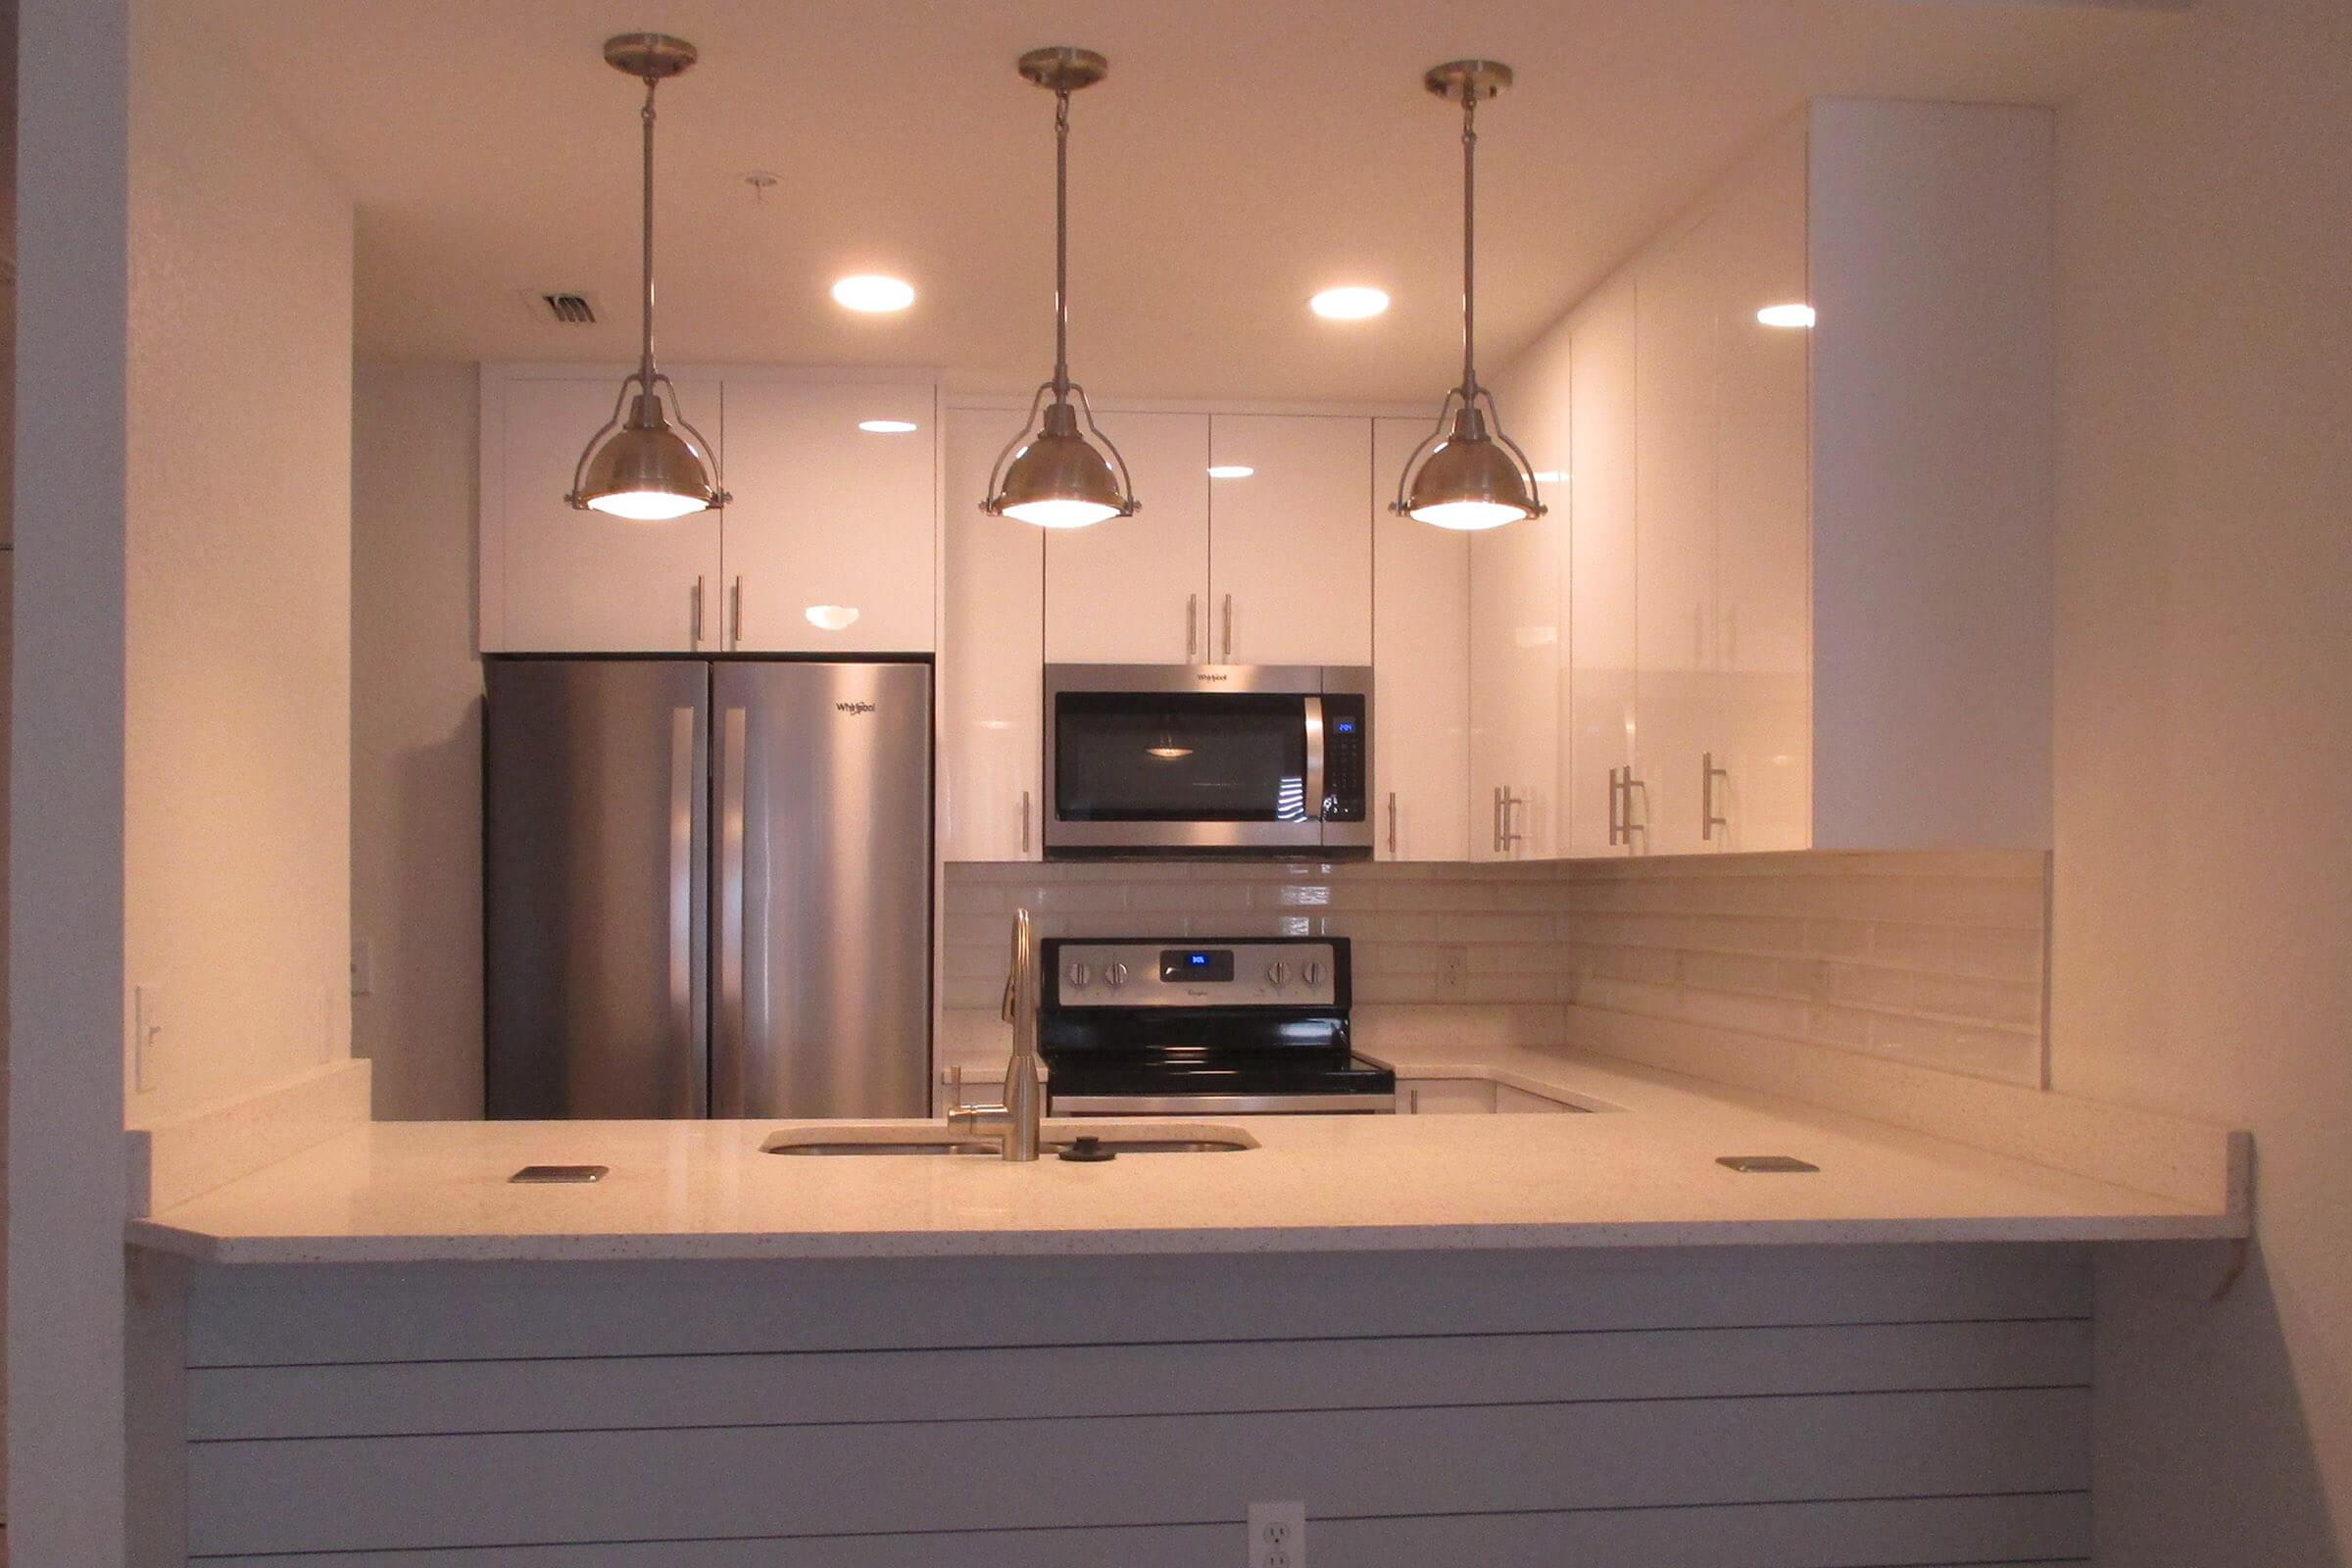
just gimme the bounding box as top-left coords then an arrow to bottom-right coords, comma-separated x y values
1056,694 -> 1308,821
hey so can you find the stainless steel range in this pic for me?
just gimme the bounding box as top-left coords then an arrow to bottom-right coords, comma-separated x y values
1039,937 -> 1396,1115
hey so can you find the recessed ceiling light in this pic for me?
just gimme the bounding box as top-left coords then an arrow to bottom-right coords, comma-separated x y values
831,274 -> 916,313
1206,465 -> 1254,479
1310,285 -> 1390,320
1756,302 -> 1816,328
858,419 -> 919,433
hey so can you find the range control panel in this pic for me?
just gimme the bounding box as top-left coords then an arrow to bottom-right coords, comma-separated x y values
1045,940 -> 1345,1009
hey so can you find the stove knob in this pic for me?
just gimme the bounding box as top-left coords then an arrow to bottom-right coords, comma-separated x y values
1267,961 -> 1291,986
1066,961 -> 1092,989
1105,962 -> 1130,988
1301,959 -> 1326,987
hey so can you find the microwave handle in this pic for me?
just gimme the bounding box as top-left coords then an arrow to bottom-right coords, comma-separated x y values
1302,697 -> 1327,821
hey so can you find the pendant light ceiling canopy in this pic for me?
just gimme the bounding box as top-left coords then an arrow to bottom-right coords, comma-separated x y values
567,32 -> 727,523
982,46 -> 1141,530
1393,60 -> 1547,532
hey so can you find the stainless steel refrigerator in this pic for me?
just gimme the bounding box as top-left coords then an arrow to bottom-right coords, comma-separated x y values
484,658 -> 933,1120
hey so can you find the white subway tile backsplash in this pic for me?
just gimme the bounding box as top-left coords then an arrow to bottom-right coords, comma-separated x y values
944,847 -> 2051,1088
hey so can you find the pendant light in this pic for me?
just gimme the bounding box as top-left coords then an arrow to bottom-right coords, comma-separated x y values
1392,61 -> 1546,532
982,47 -> 1141,529
566,33 -> 728,522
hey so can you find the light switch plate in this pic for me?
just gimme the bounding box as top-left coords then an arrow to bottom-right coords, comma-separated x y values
351,937 -> 375,997
1436,947 -> 1468,998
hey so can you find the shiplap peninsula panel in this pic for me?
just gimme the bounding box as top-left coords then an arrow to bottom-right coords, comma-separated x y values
183,1246 -> 2089,1563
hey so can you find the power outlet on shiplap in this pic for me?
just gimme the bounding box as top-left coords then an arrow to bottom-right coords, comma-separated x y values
1248,1501 -> 1305,1567
132,984 -> 165,1094
1437,946 -> 1469,998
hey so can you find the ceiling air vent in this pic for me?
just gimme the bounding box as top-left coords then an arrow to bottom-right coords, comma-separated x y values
522,290 -> 603,326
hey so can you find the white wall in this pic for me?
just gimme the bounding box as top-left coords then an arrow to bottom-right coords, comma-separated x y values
350,362 -> 483,1119
10,0 -> 355,1554
122,0 -> 354,1121
2047,0 -> 2352,1559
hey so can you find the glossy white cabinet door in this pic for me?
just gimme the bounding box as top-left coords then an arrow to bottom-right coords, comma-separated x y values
1205,415 -> 1373,665
1635,214 -> 1721,856
1468,333 -> 1571,861
1707,122 -> 1812,853
718,380 -> 937,653
941,412 -> 1044,861
1043,412 -> 1209,663
1372,417 -> 1470,860
1567,275 -> 1642,857
485,374 -> 724,652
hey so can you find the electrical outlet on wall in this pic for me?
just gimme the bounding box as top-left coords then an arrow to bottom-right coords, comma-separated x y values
132,984 -> 165,1095
1248,1500 -> 1305,1568
351,937 -> 375,998
1436,946 -> 1469,998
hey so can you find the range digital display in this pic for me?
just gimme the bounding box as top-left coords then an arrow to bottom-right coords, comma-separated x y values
1159,949 -> 1236,982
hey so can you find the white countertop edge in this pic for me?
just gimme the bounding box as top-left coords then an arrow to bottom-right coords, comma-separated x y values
128,1209 -> 2243,1267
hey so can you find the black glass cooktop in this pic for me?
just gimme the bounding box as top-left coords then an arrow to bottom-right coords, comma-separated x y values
1041,1048 -> 1395,1100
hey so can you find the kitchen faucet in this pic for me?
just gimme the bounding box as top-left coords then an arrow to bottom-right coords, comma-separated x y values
946,907 -> 1043,1161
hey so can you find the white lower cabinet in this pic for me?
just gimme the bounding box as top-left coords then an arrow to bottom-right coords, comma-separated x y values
942,411 -> 1044,861
1043,413 -> 1210,663
481,372 -> 725,653
1372,418 -> 1470,860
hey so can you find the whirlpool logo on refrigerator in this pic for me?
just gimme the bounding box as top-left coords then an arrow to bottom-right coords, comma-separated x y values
834,700 -> 879,715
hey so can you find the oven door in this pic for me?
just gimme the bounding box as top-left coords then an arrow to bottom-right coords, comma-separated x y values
1046,664 -> 1333,854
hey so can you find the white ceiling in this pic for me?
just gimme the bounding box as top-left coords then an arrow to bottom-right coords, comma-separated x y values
183,0 -> 2179,402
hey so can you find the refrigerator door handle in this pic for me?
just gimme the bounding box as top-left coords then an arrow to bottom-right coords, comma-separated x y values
716,703 -> 750,1116
668,705 -> 706,1114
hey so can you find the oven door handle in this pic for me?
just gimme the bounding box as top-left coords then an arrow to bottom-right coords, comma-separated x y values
1302,696 -> 1327,821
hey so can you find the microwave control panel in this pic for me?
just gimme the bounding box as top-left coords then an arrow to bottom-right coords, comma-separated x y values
1322,696 -> 1368,821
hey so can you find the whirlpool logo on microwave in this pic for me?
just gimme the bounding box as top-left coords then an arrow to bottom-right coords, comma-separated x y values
835,701 -> 878,715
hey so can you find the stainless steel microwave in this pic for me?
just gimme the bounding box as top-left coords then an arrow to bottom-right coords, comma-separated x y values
1043,664 -> 1373,857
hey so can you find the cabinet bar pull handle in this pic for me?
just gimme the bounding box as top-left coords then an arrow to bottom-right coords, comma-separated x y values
1607,766 -> 1624,847
1492,785 -> 1504,855
1702,752 -> 1729,843
1186,594 -> 1199,661
1019,789 -> 1031,857
1221,593 -> 1234,661
730,575 -> 744,647
1386,791 -> 1398,858
691,577 -> 706,649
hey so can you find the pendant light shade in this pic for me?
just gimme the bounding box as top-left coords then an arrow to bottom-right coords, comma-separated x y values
568,33 -> 728,521
1393,61 -> 1545,532
983,47 -> 1140,529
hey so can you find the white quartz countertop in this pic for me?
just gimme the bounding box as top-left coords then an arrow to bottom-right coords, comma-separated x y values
128,1047 -> 2244,1265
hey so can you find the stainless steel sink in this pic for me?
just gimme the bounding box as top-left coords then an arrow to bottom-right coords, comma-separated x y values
761,1123 -> 1258,1157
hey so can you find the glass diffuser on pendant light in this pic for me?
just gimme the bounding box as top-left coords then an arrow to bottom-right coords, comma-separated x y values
1392,61 -> 1546,532
566,33 -> 728,522
981,47 -> 1141,529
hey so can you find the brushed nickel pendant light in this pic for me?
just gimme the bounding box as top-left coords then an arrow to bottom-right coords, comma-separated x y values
566,32 -> 728,522
1393,61 -> 1546,532
982,47 -> 1140,529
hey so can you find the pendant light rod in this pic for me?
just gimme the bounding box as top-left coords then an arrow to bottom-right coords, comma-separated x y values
1458,84 -> 1478,398
637,75 -> 660,387
1053,82 -> 1072,396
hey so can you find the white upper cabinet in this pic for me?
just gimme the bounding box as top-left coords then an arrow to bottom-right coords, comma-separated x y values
719,379 -> 938,653
1705,123 -> 1812,853
1634,200 -> 1726,857
1565,274 -> 1641,858
941,411 -> 1044,861
1373,417 -> 1470,860
1469,331 -> 1571,862
1042,412 -> 1210,664
481,372 -> 724,653
1204,415 -> 1373,666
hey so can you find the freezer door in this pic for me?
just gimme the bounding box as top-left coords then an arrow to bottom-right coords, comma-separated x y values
712,662 -> 934,1118
485,659 -> 710,1117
